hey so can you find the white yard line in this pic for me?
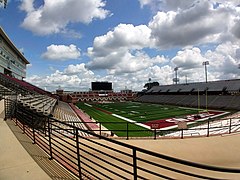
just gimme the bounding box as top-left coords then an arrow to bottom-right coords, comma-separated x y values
84,103 -> 92,107
112,114 -> 151,129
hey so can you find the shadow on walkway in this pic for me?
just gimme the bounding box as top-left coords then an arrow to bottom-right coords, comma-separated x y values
6,120 -> 78,180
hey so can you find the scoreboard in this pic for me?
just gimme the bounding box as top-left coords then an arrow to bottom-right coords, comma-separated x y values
91,82 -> 112,91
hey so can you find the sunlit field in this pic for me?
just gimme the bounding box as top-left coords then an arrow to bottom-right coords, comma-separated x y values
76,102 -> 200,137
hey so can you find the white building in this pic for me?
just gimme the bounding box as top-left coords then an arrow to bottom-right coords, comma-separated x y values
0,27 -> 29,79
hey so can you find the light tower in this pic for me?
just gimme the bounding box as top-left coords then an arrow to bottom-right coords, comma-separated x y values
148,77 -> 151,90
202,61 -> 209,83
174,67 -> 179,84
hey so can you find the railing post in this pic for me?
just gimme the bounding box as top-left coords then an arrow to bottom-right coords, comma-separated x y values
44,120 -> 47,137
73,122 -> 76,138
15,118 -> 18,126
32,115 -> 35,144
133,148 -> 137,180
48,116 -> 53,160
181,129 -> 183,139
207,120 -> 210,137
154,129 -> 157,140
22,122 -> 25,134
76,129 -> 82,180
229,118 -> 232,134
127,122 -> 129,140
99,122 -> 102,138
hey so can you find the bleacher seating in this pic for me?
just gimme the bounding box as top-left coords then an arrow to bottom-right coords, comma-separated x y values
0,72 -> 58,119
18,94 -> 57,116
146,79 -> 240,94
138,79 -> 240,110
53,101 -> 90,137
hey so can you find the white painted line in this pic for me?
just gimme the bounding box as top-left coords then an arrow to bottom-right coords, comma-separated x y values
112,114 -> 151,129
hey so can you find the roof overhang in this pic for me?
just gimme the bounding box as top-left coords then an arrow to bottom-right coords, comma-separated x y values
0,27 -> 30,64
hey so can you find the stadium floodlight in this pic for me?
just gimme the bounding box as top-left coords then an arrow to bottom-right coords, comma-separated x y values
174,67 -> 179,84
202,61 -> 209,83
148,77 -> 151,89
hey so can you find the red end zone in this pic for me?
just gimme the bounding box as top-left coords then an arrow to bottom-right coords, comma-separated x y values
144,110 -> 226,129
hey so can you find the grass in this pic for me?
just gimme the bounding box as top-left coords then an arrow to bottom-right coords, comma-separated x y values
76,102 -> 153,137
76,102 -> 200,137
93,102 -> 199,122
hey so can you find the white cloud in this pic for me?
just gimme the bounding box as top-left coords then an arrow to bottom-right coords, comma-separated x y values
232,19 -> 240,39
139,0 -> 195,12
169,42 -> 240,83
86,23 -> 156,74
26,64 -> 96,91
42,44 -> 81,61
19,0 -> 110,35
26,0 -> 240,91
64,63 -> 94,76
139,0 -> 240,11
19,0 -> 34,12
148,0 -> 235,49
88,24 -> 152,57
172,47 -> 208,69
205,42 -> 240,79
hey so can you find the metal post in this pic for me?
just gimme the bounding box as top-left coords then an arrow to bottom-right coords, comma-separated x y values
205,63 -> 207,83
73,122 -> 76,138
22,122 -> 25,134
207,120 -> 210,137
229,118 -> 232,134
133,148 -> 137,180
47,117 -> 53,160
174,67 -> 179,84
202,61 -> 209,83
198,89 -> 200,114
32,115 -> 35,144
15,118 -> 18,126
181,129 -> 183,139
76,129 -> 82,180
154,129 -> 157,140
127,122 -> 129,140
99,122 -> 102,137
206,89 -> 208,112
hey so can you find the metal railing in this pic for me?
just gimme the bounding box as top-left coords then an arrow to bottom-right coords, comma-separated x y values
12,115 -> 240,180
46,118 -> 240,140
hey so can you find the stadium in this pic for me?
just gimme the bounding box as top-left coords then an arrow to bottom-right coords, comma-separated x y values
1,25 -> 240,180
1,0 -> 240,178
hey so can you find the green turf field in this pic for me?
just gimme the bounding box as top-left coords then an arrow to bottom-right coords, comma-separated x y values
91,102 -> 198,122
76,102 -> 199,137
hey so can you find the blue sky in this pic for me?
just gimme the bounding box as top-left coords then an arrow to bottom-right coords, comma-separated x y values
1,0 -> 240,92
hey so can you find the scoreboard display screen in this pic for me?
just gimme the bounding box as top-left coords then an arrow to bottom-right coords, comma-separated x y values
91,82 -> 112,91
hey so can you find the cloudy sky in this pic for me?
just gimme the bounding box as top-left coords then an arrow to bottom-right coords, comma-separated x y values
1,0 -> 240,92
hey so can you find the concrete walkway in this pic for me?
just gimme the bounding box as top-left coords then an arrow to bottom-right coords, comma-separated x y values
0,97 -> 77,180
0,119 -> 51,180
0,119 -> 78,180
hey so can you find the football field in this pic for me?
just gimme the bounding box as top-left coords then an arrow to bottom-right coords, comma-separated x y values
91,102 -> 198,122
76,102 -> 227,137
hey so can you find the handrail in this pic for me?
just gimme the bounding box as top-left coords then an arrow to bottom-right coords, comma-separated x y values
11,110 -> 240,179
50,117 -> 240,174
